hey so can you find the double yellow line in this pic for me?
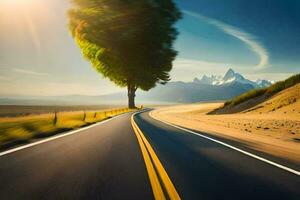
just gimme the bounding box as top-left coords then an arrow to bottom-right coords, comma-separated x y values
131,114 -> 181,200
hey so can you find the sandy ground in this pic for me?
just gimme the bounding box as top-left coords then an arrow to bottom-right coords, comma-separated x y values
151,102 -> 300,164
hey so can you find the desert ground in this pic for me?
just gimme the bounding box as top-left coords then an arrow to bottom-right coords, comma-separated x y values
151,84 -> 300,164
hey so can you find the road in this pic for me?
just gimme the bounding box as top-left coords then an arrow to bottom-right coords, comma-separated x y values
0,110 -> 299,199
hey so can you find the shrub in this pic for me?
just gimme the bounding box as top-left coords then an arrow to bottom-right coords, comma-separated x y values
225,88 -> 267,106
266,73 -> 300,94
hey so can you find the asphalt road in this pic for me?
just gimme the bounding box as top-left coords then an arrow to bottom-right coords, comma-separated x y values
0,113 -> 153,200
0,110 -> 299,200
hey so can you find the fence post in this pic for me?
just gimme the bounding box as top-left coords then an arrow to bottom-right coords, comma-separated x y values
83,111 -> 86,122
53,111 -> 58,126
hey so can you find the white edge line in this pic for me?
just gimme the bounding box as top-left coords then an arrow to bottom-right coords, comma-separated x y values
148,111 -> 300,176
0,113 -> 128,157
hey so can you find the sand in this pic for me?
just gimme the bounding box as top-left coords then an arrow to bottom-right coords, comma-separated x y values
151,100 -> 300,164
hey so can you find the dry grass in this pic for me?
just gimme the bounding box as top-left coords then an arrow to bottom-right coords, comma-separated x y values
225,73 -> 300,106
0,108 -> 135,149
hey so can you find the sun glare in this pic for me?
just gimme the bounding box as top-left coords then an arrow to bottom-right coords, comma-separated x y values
0,0 -> 49,54
0,0 -> 35,8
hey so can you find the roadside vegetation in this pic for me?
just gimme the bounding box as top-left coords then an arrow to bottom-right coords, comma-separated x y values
0,108 -> 135,150
225,73 -> 300,106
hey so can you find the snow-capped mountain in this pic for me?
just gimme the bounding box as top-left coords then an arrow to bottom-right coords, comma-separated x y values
135,69 -> 273,103
194,68 -> 272,88
255,79 -> 274,88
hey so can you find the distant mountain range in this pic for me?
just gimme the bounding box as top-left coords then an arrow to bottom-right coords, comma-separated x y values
193,68 -> 272,88
136,68 -> 272,103
0,69 -> 273,105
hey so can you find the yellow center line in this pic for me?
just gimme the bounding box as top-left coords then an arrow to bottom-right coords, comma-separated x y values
131,114 -> 181,200
131,116 -> 166,200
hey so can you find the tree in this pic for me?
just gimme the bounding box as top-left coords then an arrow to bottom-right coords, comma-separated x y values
68,0 -> 181,108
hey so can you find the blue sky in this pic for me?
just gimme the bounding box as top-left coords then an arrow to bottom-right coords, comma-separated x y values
174,0 -> 300,75
0,0 -> 299,96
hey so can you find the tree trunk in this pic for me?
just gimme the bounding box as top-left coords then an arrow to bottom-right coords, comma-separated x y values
128,84 -> 136,109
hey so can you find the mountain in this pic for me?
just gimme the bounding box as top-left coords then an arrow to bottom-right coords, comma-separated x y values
137,81 -> 253,103
137,69 -> 273,103
194,68 -> 272,88
255,79 -> 274,88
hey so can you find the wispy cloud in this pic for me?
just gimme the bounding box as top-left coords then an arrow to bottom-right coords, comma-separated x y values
174,58 -> 232,71
183,10 -> 269,69
13,68 -> 50,76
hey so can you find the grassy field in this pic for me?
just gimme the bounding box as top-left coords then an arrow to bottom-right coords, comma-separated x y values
0,107 -> 135,150
225,73 -> 300,106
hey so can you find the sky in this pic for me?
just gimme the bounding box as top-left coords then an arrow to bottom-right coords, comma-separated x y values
0,0 -> 299,96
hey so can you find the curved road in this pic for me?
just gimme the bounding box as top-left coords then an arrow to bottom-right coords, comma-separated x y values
0,110 -> 299,199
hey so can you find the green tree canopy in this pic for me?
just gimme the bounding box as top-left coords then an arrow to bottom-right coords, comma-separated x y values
68,0 -> 181,108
